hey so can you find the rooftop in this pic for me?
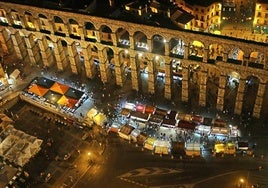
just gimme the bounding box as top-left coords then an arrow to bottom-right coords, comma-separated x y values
185,0 -> 221,7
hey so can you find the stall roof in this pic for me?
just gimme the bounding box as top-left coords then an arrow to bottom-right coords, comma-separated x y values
177,120 -> 197,131
87,108 -> 98,119
120,108 -> 131,117
50,82 -> 69,94
57,95 -> 78,108
130,111 -> 150,122
148,114 -> 164,124
161,118 -> 177,128
136,104 -> 146,113
144,105 -> 156,114
119,124 -> 135,135
28,84 -> 49,97
191,115 -> 203,123
93,113 -> 107,126
154,140 -> 170,147
203,117 -> 213,126
145,137 -> 156,145
213,118 -> 227,127
124,102 -> 136,110
154,108 -> 168,116
166,110 -> 177,119
36,77 -> 55,88
65,88 -> 84,100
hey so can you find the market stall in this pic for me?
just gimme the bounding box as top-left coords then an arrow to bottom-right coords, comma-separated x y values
93,113 -> 107,126
143,137 -> 156,151
154,140 -> 171,155
118,124 -> 135,141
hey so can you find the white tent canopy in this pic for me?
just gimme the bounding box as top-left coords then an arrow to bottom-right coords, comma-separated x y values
0,125 -> 43,167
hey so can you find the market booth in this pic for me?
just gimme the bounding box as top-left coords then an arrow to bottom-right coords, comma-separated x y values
195,125 -> 211,135
136,133 -> 148,146
143,137 -> 156,151
135,104 -> 146,113
130,111 -> 150,122
120,108 -> 131,117
171,141 -> 185,156
210,126 -> 228,136
148,114 -> 164,126
161,118 -> 177,128
118,124 -> 135,141
130,129 -> 141,142
154,140 -> 171,155
144,105 -> 156,114
93,113 -> 107,126
177,120 -> 197,131
185,142 -> 201,157
87,108 -> 98,119
108,122 -> 121,134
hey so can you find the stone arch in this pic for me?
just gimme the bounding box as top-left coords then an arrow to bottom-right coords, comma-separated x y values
69,18 -> 80,38
188,62 -> 202,107
153,55 -> 165,74
85,22 -> 96,42
208,43 -> 224,61
224,71 -> 240,113
152,34 -> 165,55
248,51 -> 265,69
206,67 -> 220,109
153,55 -> 166,94
243,75 -> 260,115
74,41 -> 83,60
104,47 -> 114,65
119,49 -> 130,67
227,47 -> 244,64
45,36 -> 54,50
116,28 -> 130,48
133,31 -> 148,52
54,16 -> 66,35
54,16 -> 64,23
10,9 -> 23,27
135,52 -> 150,92
169,38 -> 184,58
188,40 -> 204,62
0,9 -> 8,25
38,13 -> 51,33
99,25 -> 112,45
38,14 -> 47,19
119,49 -> 131,81
91,45 -> 99,70
24,11 -> 36,30
61,39 -> 68,47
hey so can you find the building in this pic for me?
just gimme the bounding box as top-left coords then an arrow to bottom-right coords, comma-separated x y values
254,0 -> 268,34
0,1 -> 267,119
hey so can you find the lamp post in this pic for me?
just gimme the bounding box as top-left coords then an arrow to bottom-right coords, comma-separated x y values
87,152 -> 92,165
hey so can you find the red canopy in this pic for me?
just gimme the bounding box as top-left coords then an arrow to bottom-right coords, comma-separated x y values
145,105 -> 155,114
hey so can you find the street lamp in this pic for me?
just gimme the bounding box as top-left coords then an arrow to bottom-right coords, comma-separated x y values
87,151 -> 92,165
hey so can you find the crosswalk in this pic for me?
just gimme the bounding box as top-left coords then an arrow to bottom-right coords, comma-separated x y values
119,167 -> 183,178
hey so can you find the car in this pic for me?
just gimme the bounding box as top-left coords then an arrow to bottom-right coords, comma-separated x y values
82,132 -> 89,140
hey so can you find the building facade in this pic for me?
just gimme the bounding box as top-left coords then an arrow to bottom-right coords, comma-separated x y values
0,2 -> 268,118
